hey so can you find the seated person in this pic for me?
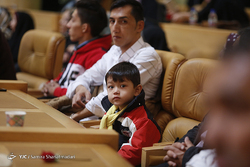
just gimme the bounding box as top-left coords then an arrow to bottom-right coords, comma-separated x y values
172,0 -> 249,29
66,0 -> 162,122
8,11 -> 34,72
140,0 -> 170,51
100,62 -> 161,166
0,29 -> 16,80
0,7 -> 12,39
204,50 -> 250,167
154,28 -> 250,167
186,49 -> 250,167
42,0 -> 112,98
59,8 -> 77,69
221,27 -> 250,58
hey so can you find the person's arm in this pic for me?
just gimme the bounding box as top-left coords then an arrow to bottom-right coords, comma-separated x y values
66,53 -> 108,109
71,108 -> 94,122
182,146 -> 203,167
53,87 -> 67,97
163,137 -> 194,167
178,124 -> 200,143
197,0 -> 213,22
118,118 -> 161,166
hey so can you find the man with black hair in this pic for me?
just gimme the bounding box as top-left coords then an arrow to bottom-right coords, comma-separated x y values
100,62 -> 161,166
42,0 -> 112,97
66,0 -> 162,122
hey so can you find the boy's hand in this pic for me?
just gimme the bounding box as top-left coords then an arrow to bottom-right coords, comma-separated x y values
42,81 -> 60,97
72,85 -> 91,109
163,137 -> 194,167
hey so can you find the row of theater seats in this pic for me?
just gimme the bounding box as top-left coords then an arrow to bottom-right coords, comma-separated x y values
16,22 -> 233,96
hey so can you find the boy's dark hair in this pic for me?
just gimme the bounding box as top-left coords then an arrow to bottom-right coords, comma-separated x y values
110,0 -> 144,23
105,62 -> 140,87
75,0 -> 107,37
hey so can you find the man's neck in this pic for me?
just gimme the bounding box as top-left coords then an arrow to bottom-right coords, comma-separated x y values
78,34 -> 93,45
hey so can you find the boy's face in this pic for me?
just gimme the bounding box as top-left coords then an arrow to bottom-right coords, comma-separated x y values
107,77 -> 141,110
67,9 -> 85,44
109,5 -> 144,53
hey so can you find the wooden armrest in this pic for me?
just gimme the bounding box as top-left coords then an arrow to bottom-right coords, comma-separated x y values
142,146 -> 166,167
79,120 -> 101,128
141,141 -> 174,167
153,141 -> 174,146
27,89 -> 43,98
0,80 -> 27,93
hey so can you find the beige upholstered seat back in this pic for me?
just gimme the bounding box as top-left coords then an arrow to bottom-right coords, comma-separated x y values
156,50 -> 186,113
18,29 -> 65,79
172,58 -> 217,121
17,29 -> 65,90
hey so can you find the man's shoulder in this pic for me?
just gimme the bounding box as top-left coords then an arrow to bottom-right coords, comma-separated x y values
133,45 -> 161,63
136,42 -> 159,57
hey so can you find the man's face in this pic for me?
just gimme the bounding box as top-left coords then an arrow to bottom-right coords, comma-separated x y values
67,9 -> 84,44
206,58 -> 250,167
107,77 -> 140,110
109,5 -> 144,53
59,10 -> 70,34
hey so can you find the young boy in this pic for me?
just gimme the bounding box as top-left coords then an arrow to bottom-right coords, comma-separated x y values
100,62 -> 161,166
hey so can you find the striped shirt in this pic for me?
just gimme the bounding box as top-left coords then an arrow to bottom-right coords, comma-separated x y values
66,37 -> 162,117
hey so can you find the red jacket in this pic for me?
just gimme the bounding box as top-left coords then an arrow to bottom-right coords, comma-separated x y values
53,35 -> 112,97
102,90 -> 161,166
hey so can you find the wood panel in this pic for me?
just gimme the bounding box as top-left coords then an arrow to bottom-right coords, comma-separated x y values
0,128 -> 118,151
0,80 -> 27,93
1,142 -> 132,167
0,90 -> 82,129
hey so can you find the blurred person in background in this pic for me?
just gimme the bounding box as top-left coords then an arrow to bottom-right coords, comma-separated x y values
0,7 -> 12,39
59,8 -> 77,69
0,7 -> 16,80
0,29 -> 16,80
182,49 -> 250,167
171,0 -> 249,29
140,0 -> 170,51
205,50 -> 250,167
153,27 -> 250,167
8,11 -> 34,72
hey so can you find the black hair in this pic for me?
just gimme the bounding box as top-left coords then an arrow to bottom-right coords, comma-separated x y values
105,62 -> 140,87
110,0 -> 144,23
75,0 -> 107,37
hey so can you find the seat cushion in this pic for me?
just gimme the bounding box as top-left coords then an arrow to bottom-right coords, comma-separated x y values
17,72 -> 48,90
162,117 -> 200,142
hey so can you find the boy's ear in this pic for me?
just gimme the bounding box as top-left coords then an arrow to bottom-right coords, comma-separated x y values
134,84 -> 142,96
